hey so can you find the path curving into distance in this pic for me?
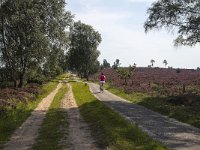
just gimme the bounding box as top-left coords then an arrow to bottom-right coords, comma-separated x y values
88,83 -> 200,150
3,83 -> 62,150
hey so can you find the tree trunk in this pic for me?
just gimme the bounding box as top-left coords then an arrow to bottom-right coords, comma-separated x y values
18,74 -> 24,88
182,84 -> 186,94
84,70 -> 89,81
13,79 -> 17,88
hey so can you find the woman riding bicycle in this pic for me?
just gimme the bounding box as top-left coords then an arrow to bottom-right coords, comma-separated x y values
99,73 -> 106,92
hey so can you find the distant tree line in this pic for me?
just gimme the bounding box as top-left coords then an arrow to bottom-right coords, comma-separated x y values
0,0 -> 102,87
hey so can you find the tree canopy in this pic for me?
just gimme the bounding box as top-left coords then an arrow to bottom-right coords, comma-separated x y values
68,21 -> 102,80
0,0 -> 102,87
0,0 -> 72,87
101,59 -> 110,69
112,59 -> 120,69
144,0 -> 200,46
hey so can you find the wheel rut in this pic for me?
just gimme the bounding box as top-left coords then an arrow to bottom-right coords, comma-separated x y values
3,83 -> 62,150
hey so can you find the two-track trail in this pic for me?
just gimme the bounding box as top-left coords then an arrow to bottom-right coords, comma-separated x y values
59,83 -> 100,150
3,82 -> 100,150
3,83 -> 62,150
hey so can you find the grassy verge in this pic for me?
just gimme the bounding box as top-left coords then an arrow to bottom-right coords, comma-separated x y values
72,82 -> 166,150
105,84 -> 200,129
0,82 -> 58,148
33,84 -> 68,150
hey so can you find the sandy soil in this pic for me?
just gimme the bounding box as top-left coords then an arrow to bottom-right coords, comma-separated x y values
59,83 -> 101,150
3,83 -> 62,150
3,82 -> 102,150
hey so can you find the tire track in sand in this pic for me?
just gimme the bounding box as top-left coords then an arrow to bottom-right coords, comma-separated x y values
3,83 -> 62,150
60,83 -> 101,150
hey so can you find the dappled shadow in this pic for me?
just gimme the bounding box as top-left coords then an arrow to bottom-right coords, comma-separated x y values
88,83 -> 200,150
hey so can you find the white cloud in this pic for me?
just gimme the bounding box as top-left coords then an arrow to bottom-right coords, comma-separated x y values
68,0 -> 200,69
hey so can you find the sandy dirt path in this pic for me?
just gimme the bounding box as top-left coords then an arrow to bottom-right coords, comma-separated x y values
60,83 -> 100,150
3,83 -> 62,150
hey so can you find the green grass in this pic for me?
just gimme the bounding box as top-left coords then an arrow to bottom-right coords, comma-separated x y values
105,84 -> 149,103
33,84 -> 68,150
55,73 -> 71,81
0,82 -> 58,148
105,85 -> 200,129
71,82 -> 166,150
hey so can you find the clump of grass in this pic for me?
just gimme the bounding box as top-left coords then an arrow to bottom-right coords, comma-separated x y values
33,84 -> 68,150
0,82 -> 58,148
72,82 -> 166,150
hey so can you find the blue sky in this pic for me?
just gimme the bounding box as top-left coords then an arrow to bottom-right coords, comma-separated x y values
67,0 -> 200,69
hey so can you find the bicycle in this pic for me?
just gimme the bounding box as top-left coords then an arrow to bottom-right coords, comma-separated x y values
99,81 -> 105,92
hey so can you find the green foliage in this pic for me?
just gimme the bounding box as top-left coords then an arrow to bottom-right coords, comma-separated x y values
150,59 -> 155,67
0,0 -> 73,87
90,60 -> 101,75
72,82 -> 166,150
112,59 -> 120,69
68,21 -> 102,80
33,84 -> 68,150
117,65 -> 135,85
0,81 -> 58,148
163,60 -> 168,67
144,0 -> 200,46
101,59 -> 110,69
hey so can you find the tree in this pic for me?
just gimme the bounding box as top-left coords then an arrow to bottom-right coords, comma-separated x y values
101,59 -> 110,69
163,59 -> 168,67
150,59 -> 155,66
117,65 -> 135,85
68,21 -> 102,81
112,59 -> 120,69
0,0 -> 72,87
90,60 -> 100,74
144,0 -> 200,46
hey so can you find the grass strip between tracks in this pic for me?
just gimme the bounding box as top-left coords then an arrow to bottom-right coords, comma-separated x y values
33,84 -> 68,150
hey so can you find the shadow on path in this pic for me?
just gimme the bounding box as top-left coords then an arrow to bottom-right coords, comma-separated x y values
3,84 -> 62,150
88,83 -> 200,150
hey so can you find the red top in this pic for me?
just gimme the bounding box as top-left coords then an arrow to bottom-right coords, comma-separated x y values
99,75 -> 106,81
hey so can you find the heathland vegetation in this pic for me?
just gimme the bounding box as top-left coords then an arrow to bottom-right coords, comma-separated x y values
1,0 -> 200,148
91,67 -> 200,128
